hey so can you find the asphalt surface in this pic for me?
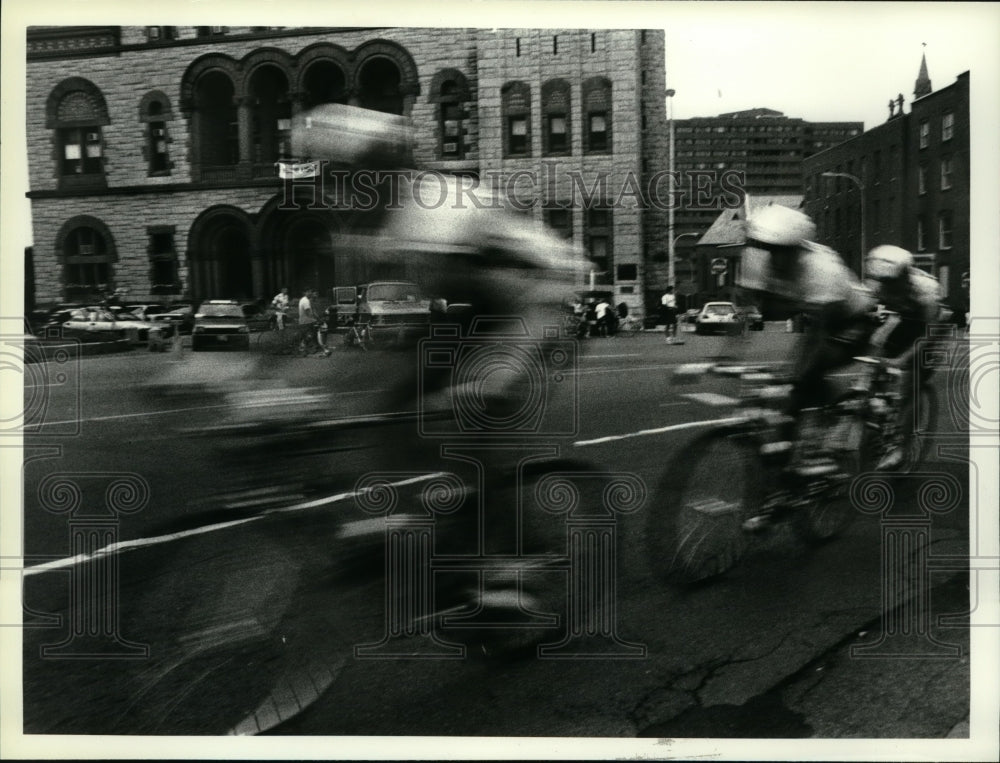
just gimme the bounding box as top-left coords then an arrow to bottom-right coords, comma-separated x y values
9,323 -> 994,759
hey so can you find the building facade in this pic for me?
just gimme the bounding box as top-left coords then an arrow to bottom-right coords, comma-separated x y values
803,60 -> 970,307
667,109 -> 862,309
26,26 -> 666,316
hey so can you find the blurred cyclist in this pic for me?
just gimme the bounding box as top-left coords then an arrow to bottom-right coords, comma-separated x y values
737,205 -> 878,450
864,245 -> 942,470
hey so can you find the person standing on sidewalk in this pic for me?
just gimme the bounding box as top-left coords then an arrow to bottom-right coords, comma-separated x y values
661,286 -> 678,343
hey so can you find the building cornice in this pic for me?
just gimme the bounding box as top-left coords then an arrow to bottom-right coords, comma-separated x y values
27,27 -> 387,61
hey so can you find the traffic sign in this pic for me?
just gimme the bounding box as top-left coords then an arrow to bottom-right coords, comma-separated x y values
711,258 -> 727,275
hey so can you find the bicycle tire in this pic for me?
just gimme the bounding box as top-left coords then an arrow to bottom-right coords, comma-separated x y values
647,427 -> 762,584
793,393 -> 865,543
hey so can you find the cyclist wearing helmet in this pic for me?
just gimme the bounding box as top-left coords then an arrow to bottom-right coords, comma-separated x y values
737,204 -> 878,442
864,245 -> 942,469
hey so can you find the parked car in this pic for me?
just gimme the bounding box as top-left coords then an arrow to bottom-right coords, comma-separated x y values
695,301 -> 743,335
191,300 -> 252,351
680,308 -> 701,325
352,281 -> 431,345
739,305 -> 765,331
60,307 -> 150,343
151,304 -> 195,335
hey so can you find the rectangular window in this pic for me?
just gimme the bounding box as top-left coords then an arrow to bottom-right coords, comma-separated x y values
546,115 -> 567,154
917,218 -> 926,252
508,116 -> 528,155
918,165 -> 927,195
939,212 -> 953,249
617,264 -> 638,281
516,38 -> 521,57
552,35 -> 558,55
591,33 -> 596,53
441,103 -> 464,159
919,120 -> 930,149
149,228 -> 179,293
588,113 -> 608,152
60,127 -> 102,175
942,112 -> 954,141
940,156 -> 954,190
546,207 -> 573,239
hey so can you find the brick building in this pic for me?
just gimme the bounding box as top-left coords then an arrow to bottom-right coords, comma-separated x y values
803,58 -> 970,307
668,109 -> 862,308
26,26 -> 666,316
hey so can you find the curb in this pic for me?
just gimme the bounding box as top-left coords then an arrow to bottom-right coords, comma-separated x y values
24,338 -> 135,362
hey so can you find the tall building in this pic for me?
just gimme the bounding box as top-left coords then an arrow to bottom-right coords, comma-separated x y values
803,58 -> 970,306
25,26 -> 665,316
666,109 -> 862,309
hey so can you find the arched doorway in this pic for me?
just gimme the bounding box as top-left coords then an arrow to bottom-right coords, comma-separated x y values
287,217 -> 336,293
187,208 -> 255,301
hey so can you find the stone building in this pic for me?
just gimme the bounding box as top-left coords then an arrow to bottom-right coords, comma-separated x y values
25,25 -> 666,316
803,57 -> 970,306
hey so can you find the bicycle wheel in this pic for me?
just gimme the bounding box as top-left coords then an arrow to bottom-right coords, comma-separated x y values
794,395 -> 865,543
647,428 -> 762,583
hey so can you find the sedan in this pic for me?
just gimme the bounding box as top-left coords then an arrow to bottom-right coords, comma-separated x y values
191,300 -> 252,351
60,308 -> 150,343
695,302 -> 743,336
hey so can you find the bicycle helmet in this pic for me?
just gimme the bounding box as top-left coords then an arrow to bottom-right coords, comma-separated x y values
291,103 -> 412,168
866,245 -> 913,281
745,205 -> 816,247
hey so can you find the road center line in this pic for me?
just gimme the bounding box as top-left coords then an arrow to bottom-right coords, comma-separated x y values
21,472 -> 445,576
573,417 -> 742,447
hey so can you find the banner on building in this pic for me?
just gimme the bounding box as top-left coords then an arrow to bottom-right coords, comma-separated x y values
276,160 -> 320,180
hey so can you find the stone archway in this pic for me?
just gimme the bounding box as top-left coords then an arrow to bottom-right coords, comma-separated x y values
187,207 -> 256,301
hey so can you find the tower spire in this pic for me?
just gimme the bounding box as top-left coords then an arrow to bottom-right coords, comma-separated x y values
914,47 -> 932,99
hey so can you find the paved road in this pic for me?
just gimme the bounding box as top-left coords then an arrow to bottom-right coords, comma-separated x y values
13,324 -> 983,754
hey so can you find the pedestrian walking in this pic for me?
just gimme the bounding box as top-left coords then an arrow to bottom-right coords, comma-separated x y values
271,287 -> 290,330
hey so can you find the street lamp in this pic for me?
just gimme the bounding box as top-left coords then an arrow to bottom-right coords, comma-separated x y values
673,231 -> 700,281
821,170 -> 866,275
665,88 -> 677,287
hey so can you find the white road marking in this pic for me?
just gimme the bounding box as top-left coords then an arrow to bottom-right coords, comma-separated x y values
683,392 -> 740,407
21,472 -> 445,576
573,417 -> 742,447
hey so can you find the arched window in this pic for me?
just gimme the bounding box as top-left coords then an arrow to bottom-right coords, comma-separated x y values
358,57 -> 404,115
430,69 -> 471,160
196,71 -> 239,168
542,79 -> 571,156
582,77 -> 612,154
502,81 -> 531,158
46,78 -> 110,190
301,60 -> 349,109
140,91 -> 174,176
56,217 -> 117,300
247,65 -> 292,165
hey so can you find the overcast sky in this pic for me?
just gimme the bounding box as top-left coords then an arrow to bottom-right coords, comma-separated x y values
661,2 -> 997,130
